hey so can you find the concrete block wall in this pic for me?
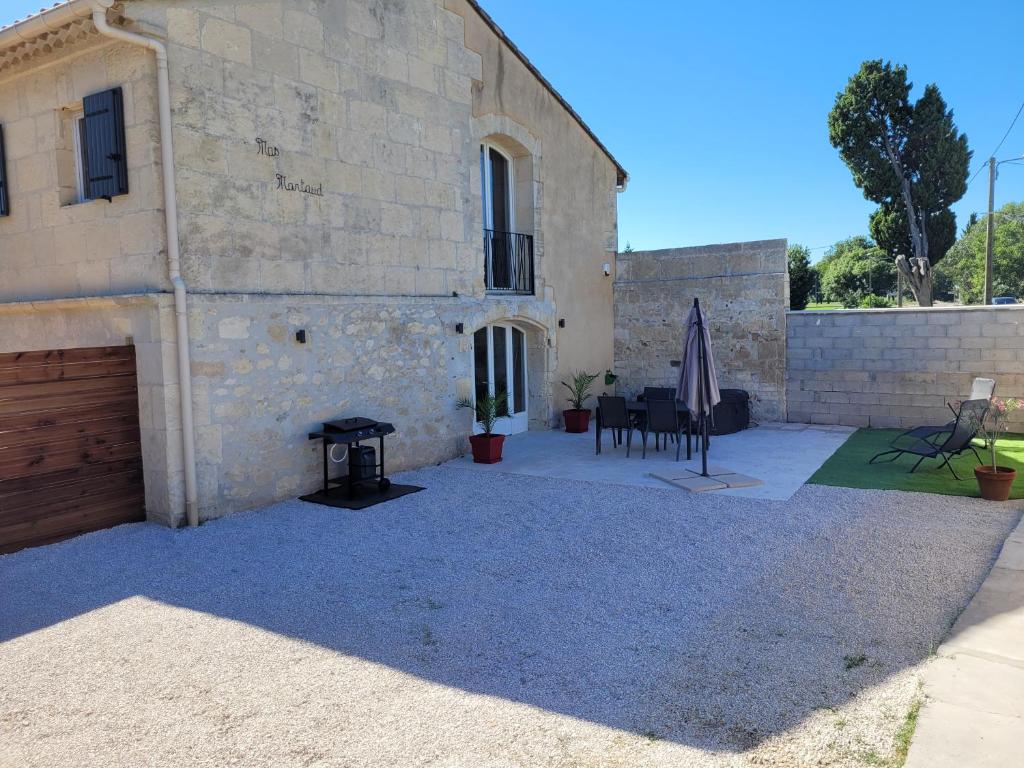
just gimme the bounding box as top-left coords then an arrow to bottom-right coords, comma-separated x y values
787,306 -> 1024,429
613,240 -> 788,422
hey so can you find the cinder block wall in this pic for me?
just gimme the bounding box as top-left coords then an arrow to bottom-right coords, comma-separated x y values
787,306 -> 1024,428
613,240 -> 788,422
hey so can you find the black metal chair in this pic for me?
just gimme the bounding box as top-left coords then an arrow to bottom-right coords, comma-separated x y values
642,387 -> 687,450
643,386 -> 676,402
641,398 -> 689,460
901,378 -> 995,449
868,398 -> 989,480
596,396 -> 638,457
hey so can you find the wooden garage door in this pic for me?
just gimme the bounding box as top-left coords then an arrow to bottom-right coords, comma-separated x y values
0,345 -> 146,554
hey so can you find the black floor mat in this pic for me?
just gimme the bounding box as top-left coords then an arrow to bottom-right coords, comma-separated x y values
299,483 -> 424,510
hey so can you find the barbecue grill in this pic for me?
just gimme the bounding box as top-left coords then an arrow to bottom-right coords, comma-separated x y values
308,417 -> 395,499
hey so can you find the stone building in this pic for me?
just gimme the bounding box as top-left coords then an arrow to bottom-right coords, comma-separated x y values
0,0 -> 626,536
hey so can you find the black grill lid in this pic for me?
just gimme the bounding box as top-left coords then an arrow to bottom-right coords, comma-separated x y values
324,417 -> 381,432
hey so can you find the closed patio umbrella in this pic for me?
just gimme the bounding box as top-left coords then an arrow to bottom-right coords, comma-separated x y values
676,298 -> 720,476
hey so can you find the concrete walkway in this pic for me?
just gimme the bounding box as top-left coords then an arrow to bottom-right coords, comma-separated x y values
449,423 -> 854,500
906,514 -> 1024,768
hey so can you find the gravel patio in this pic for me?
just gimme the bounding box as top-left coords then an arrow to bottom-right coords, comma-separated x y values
1,466 -> 1019,768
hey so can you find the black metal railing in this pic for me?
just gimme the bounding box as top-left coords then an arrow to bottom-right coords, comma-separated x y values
484,229 -> 534,295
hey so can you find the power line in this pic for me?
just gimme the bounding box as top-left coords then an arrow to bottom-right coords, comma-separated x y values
968,100 -> 1024,186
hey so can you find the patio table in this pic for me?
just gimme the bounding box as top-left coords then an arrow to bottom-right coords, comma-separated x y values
595,400 -> 692,459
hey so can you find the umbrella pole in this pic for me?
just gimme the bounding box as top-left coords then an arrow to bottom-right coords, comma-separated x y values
694,297 -> 709,477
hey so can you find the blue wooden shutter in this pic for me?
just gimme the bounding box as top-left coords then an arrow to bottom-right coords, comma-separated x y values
0,124 -> 8,216
82,87 -> 128,200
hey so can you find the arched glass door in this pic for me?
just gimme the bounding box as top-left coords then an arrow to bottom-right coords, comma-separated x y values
473,324 -> 528,434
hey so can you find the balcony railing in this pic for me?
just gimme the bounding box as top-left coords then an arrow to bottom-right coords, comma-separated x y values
484,229 -> 534,295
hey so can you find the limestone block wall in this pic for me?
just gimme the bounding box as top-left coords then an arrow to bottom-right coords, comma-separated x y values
187,292 -> 557,519
143,0 -> 482,298
787,306 -> 1024,429
0,35 -> 167,301
449,0 -> 621,403
613,240 -> 788,422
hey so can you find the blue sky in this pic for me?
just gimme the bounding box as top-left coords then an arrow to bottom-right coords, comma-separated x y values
5,0 -> 1023,260
479,0 -> 1024,259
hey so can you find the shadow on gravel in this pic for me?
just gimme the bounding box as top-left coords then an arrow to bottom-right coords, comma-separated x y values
1,467 -> 1019,752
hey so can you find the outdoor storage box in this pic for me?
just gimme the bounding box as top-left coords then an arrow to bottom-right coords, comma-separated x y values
711,389 -> 750,435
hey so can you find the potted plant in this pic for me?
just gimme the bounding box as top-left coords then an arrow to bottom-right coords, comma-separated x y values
968,396 -> 1021,501
604,369 -> 618,387
561,370 -> 600,433
457,391 -> 508,463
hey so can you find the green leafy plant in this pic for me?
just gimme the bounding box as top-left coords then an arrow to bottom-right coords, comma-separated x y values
788,244 -> 815,310
456,391 -> 508,436
858,294 -> 894,308
561,370 -> 600,410
961,396 -> 1022,470
604,369 -> 618,386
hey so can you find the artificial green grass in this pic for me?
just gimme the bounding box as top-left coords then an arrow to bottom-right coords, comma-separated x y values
809,428 -> 1024,498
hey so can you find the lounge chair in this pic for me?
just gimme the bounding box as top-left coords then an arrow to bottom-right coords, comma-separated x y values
894,378 -> 995,450
868,398 -> 989,480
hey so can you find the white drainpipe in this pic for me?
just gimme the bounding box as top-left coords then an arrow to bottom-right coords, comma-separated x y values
90,0 -> 200,527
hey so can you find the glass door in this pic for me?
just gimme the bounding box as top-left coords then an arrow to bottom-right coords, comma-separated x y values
472,324 -> 528,435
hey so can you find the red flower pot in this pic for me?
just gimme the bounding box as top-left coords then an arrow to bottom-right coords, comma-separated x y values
469,433 -> 505,464
563,409 -> 592,433
975,465 -> 1016,501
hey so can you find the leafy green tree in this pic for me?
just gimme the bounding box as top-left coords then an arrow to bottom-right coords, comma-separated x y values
787,244 -> 814,310
936,203 -> 1024,303
818,236 -> 896,308
828,60 -> 970,305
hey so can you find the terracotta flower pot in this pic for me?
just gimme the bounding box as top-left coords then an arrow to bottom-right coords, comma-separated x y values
468,433 -> 505,464
563,408 -> 592,433
974,465 -> 1016,501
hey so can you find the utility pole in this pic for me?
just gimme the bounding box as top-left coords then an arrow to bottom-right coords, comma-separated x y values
985,156 -> 996,305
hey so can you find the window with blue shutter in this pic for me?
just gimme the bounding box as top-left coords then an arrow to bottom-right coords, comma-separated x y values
81,87 -> 128,200
0,123 -> 8,216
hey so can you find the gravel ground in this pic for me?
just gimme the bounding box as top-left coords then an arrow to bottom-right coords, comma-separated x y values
1,467 -> 1019,768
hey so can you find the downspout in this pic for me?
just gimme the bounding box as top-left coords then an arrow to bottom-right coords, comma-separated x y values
90,1 -> 200,527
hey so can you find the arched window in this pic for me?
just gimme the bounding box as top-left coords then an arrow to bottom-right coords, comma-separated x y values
480,141 -> 514,234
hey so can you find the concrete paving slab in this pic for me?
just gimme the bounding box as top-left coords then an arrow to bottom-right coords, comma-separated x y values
669,475 -> 728,492
716,473 -> 763,489
993,538 -> 1024,571
448,426 -> 851,501
939,568 -> 1024,663
906,515 -> 1024,768
923,654 -> 1024,719
906,700 -> 1024,768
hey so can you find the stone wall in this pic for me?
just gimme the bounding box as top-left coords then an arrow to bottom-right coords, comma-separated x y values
613,240 -> 788,422
0,35 -> 167,301
187,292 -> 556,519
0,0 -> 622,523
787,306 -> 1024,429
148,0 -> 481,298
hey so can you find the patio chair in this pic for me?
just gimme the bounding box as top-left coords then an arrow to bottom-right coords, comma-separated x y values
642,386 -> 676,402
868,398 -> 989,480
641,398 -> 689,461
597,395 -> 638,457
641,387 -> 686,450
